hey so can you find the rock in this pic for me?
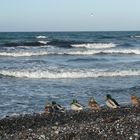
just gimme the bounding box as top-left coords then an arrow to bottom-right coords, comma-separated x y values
0,106 -> 140,139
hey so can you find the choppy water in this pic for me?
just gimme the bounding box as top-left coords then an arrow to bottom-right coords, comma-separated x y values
0,31 -> 140,117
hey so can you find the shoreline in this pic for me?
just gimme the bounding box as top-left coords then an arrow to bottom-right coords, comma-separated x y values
0,106 -> 140,140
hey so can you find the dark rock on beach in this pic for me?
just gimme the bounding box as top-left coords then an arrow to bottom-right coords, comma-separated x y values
0,106 -> 140,140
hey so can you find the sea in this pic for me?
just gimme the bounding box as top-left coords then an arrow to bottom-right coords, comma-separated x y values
0,31 -> 140,117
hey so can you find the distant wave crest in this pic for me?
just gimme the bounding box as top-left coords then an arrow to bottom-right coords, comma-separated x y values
4,41 -> 47,47
36,36 -> 47,39
71,43 -> 116,49
61,49 -> 140,55
1,39 -> 117,49
0,69 -> 140,79
0,52 -> 48,57
38,41 -> 49,45
130,35 -> 140,38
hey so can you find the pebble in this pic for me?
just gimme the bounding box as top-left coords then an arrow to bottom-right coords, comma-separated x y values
0,106 -> 140,140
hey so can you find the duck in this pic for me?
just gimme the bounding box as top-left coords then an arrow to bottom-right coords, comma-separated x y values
88,98 -> 101,111
106,94 -> 120,109
44,103 -> 54,114
70,99 -> 84,111
131,95 -> 140,107
52,101 -> 65,112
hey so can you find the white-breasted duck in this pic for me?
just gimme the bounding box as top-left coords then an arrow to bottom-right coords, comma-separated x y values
52,101 -> 65,112
71,99 -> 84,111
106,94 -> 120,109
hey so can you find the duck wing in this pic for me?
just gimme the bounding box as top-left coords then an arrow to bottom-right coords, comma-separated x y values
75,103 -> 84,108
111,98 -> 120,106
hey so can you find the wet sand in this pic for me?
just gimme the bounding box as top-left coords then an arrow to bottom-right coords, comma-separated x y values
0,106 -> 140,140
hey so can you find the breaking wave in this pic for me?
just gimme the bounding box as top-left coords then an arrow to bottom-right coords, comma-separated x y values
61,49 -> 140,55
130,35 -> 140,38
36,36 -> 47,39
1,49 -> 140,57
0,52 -> 48,57
0,69 -> 140,79
4,41 -> 47,47
38,41 -> 49,45
2,39 -> 75,48
47,40 -> 74,48
71,43 -> 116,49
1,39 -> 117,49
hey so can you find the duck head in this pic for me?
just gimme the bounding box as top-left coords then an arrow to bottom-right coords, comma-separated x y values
71,99 -> 78,104
106,94 -> 112,99
52,101 -> 56,105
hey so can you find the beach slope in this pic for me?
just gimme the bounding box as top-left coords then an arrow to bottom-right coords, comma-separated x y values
0,107 -> 140,140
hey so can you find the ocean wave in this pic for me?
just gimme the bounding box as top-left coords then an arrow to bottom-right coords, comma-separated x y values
36,36 -> 47,39
4,41 -> 47,47
101,49 -> 140,55
67,58 -> 106,62
47,40 -> 74,48
0,69 -> 140,79
2,39 -> 117,49
130,35 -> 140,38
0,52 -> 48,57
3,40 -> 74,48
38,41 -> 49,45
1,49 -> 140,57
71,43 -> 116,49
119,43 -> 132,47
61,49 -> 140,55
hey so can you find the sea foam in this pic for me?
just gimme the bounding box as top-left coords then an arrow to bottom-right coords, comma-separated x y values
131,35 -> 140,38
0,52 -> 48,57
0,69 -> 140,79
61,49 -> 140,55
1,48 -> 140,57
36,36 -> 47,39
71,43 -> 116,49
38,41 -> 49,45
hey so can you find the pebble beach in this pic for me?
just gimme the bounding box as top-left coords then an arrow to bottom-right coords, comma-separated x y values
0,106 -> 140,140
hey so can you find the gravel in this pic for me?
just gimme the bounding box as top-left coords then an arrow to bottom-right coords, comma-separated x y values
0,106 -> 140,140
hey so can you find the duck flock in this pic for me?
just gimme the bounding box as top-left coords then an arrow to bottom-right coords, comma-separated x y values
44,94 -> 140,114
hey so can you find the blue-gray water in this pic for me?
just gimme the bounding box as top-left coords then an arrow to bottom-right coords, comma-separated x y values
0,31 -> 140,117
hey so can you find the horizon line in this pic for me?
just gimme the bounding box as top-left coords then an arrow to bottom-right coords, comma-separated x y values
0,30 -> 140,33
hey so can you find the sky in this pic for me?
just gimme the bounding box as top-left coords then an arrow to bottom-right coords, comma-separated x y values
0,0 -> 140,32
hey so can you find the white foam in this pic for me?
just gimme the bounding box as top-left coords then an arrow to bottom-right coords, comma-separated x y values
0,51 -> 48,57
103,49 -> 140,55
38,41 -> 49,45
0,69 -> 140,79
61,49 -> 140,55
71,43 -> 116,49
135,35 -> 140,38
1,48 -> 140,57
36,36 -> 47,39
131,35 -> 140,38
